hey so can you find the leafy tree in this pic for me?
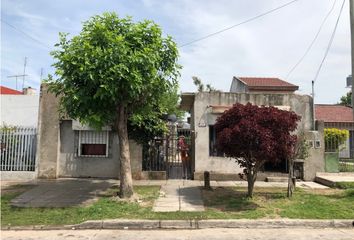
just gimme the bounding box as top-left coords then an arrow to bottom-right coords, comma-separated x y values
128,84 -> 183,145
192,76 -> 216,92
47,12 -> 180,198
215,103 -> 300,198
339,92 -> 352,106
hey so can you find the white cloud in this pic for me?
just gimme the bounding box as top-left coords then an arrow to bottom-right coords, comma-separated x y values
1,0 -> 351,104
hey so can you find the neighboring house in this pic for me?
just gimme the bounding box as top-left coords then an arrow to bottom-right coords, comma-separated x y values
36,84 -> 142,179
230,77 -> 299,94
181,77 -> 324,181
1,85 -> 39,180
0,85 -> 39,127
315,104 -> 354,158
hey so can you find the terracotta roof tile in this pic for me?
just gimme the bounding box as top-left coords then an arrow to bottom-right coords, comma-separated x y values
315,104 -> 353,123
237,77 -> 299,91
0,85 -> 23,95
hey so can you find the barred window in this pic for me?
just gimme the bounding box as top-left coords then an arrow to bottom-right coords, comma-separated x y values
78,130 -> 109,157
209,125 -> 223,157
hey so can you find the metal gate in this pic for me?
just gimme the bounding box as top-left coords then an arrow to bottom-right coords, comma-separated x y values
142,125 -> 193,179
0,127 -> 37,171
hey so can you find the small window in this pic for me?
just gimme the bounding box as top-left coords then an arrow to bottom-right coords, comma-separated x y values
78,130 -> 109,157
315,140 -> 321,149
209,125 -> 223,157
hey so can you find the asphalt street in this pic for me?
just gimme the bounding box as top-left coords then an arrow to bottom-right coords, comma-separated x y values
2,228 -> 354,240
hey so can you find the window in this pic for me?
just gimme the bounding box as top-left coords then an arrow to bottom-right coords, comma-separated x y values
78,130 -> 109,157
209,125 -> 223,157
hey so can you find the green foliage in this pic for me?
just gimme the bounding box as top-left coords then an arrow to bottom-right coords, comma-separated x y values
46,12 -> 181,137
295,133 -> 310,160
192,76 -> 216,92
339,91 -> 351,106
334,182 -> 354,189
0,125 -> 17,132
324,128 -> 349,151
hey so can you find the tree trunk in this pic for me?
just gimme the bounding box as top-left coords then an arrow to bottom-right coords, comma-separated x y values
116,105 -> 134,198
287,159 -> 294,198
246,167 -> 256,198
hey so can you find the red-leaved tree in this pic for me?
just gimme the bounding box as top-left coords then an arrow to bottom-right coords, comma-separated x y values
215,103 -> 300,198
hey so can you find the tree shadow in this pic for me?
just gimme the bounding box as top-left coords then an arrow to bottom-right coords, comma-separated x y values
202,187 -> 259,212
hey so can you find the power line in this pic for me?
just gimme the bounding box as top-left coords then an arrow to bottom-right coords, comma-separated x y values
285,0 -> 338,79
313,0 -> 346,83
179,0 -> 300,48
1,18 -> 51,49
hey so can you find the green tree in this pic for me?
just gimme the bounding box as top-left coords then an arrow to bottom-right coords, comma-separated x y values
339,91 -> 352,106
47,12 -> 180,198
192,76 -> 216,92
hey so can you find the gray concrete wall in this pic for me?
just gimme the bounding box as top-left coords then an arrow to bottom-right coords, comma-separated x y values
58,120 -> 143,179
36,84 -> 60,179
1,171 -> 36,181
303,121 -> 325,180
230,78 -> 247,93
0,94 -> 39,127
191,91 -> 317,179
36,83 -> 144,179
58,120 -> 120,178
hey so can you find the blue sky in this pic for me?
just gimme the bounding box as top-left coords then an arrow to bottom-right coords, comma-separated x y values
1,0 -> 351,103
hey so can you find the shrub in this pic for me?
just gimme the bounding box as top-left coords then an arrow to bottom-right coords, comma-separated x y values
324,128 -> 349,152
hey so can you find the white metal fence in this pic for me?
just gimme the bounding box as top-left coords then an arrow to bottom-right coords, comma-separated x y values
0,127 -> 36,171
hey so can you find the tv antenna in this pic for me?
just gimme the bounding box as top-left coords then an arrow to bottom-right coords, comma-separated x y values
6,57 -> 28,90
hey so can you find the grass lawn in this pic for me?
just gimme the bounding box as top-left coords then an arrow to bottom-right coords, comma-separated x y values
201,187 -> 354,219
1,184 -> 354,226
334,181 -> 354,189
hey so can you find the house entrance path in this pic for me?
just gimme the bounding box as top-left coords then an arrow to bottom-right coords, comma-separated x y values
152,180 -> 205,212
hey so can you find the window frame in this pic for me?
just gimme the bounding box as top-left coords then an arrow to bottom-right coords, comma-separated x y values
78,130 -> 109,158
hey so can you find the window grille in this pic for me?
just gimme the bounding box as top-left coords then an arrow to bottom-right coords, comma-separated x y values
78,130 -> 109,157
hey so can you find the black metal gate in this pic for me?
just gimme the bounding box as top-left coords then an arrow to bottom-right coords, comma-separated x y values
142,125 -> 193,179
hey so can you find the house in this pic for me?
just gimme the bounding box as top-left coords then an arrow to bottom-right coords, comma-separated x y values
315,104 -> 354,158
230,77 -> 299,94
35,84 -> 143,179
0,85 -> 39,127
180,77 -> 324,181
35,76 -> 324,181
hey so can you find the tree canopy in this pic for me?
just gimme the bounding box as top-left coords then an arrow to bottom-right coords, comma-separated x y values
339,91 -> 352,106
48,12 -> 180,130
215,103 -> 300,197
192,76 -> 216,92
47,12 -> 181,198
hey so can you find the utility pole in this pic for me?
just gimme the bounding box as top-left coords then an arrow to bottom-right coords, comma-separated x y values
40,68 -> 44,81
351,0 -> 354,115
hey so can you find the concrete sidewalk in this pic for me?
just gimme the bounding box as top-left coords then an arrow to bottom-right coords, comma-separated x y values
153,180 -> 204,212
315,172 -> 354,187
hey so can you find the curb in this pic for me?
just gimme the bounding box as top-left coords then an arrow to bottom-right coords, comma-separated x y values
2,219 -> 354,230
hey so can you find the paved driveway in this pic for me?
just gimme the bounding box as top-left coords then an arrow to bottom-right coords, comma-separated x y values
10,179 -> 116,207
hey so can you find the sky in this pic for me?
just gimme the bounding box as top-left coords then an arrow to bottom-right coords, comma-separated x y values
1,0 -> 351,104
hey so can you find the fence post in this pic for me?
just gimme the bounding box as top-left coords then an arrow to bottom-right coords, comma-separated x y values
204,171 -> 211,190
